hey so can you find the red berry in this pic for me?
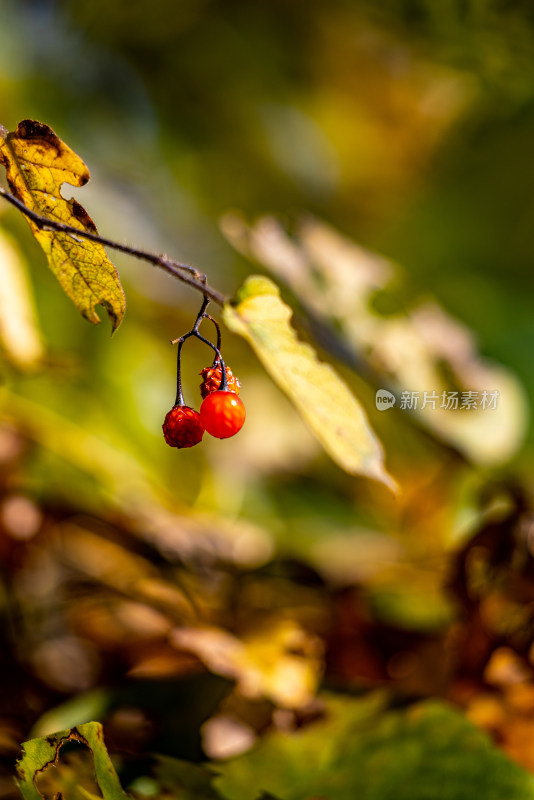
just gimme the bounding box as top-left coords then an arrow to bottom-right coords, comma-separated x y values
199,364 -> 241,399
200,391 -> 246,439
162,405 -> 205,448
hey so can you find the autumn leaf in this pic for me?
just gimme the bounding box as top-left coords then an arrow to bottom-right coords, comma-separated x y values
15,721 -> 129,800
0,120 -> 125,331
223,276 -> 396,491
172,619 -> 323,709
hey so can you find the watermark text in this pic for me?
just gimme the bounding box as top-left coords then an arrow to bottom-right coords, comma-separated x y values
376,389 -> 499,411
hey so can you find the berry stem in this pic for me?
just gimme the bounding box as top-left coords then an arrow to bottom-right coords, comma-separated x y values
192,296 -> 211,330
194,331 -> 226,378
174,338 -> 186,406
218,358 -> 229,391
199,313 -> 222,358
191,299 -> 223,360
172,299 -> 227,405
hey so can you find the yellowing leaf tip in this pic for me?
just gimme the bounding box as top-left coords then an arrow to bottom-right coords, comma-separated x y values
233,275 -> 280,304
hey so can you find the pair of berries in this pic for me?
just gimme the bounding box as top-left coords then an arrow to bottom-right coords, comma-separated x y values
163,299 -> 245,450
163,363 -> 245,449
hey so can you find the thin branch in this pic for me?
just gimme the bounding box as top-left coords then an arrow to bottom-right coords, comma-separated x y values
0,186 -> 226,306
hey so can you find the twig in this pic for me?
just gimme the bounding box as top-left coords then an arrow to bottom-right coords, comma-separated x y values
0,186 -> 226,306
171,297 -> 227,404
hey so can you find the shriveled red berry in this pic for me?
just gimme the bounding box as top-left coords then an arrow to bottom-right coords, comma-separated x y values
199,364 -> 241,398
200,391 -> 246,439
162,405 -> 205,448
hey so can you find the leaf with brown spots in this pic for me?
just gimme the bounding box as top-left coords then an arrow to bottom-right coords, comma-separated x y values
0,120 -> 125,331
15,722 -> 129,800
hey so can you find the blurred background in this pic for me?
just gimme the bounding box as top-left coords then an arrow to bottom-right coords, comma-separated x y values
2,0 -> 534,796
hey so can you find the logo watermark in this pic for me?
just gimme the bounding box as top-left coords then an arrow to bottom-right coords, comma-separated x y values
375,389 -> 396,411
376,389 -> 500,411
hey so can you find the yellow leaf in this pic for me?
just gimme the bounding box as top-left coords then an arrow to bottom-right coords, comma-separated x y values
0,226 -> 44,367
172,619 -> 322,709
223,215 -> 528,467
223,276 -> 396,491
0,119 -> 125,331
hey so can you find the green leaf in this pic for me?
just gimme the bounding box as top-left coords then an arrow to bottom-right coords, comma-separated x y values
0,120 -> 125,332
223,276 -> 396,491
214,694 -> 534,800
151,755 -> 226,799
15,721 -> 129,800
